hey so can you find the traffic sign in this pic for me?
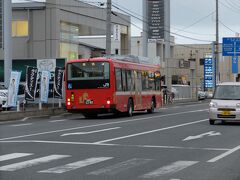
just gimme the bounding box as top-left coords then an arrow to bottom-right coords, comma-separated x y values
222,37 -> 240,56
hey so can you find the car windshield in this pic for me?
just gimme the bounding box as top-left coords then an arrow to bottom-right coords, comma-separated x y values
213,85 -> 240,100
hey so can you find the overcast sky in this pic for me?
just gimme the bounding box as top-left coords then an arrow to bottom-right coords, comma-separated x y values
12,0 -> 240,44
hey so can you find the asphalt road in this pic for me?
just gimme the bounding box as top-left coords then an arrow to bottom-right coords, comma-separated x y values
0,101 -> 240,180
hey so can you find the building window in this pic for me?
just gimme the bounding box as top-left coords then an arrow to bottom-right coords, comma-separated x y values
12,20 -> 28,37
60,42 -> 78,60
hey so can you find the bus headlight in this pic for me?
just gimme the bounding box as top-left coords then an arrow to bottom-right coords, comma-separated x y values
107,100 -> 111,105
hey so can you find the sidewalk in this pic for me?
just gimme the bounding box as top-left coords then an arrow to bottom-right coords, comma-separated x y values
0,101 -> 66,121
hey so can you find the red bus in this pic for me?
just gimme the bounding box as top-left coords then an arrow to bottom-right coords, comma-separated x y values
65,56 -> 163,118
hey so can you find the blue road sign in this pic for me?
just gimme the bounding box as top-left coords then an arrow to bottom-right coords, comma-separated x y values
204,58 -> 213,89
222,37 -> 240,56
232,56 -> 238,74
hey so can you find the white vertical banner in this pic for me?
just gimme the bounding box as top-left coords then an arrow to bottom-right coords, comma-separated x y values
40,71 -> 51,103
7,71 -> 21,107
113,24 -> 121,41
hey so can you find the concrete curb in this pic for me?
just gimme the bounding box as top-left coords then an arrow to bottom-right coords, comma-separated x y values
0,108 -> 66,121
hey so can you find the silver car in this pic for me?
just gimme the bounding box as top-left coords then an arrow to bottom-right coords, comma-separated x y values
209,82 -> 240,125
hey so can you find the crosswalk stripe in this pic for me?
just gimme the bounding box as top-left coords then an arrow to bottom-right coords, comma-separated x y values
39,157 -> 113,174
141,161 -> 198,178
0,153 -> 33,162
0,155 -> 70,171
88,158 -> 152,175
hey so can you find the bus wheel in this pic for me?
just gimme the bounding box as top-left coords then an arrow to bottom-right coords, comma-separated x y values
147,99 -> 155,113
82,113 -> 98,119
127,99 -> 133,117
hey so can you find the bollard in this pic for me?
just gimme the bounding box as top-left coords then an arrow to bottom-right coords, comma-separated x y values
23,100 -> 26,111
58,99 -> 62,108
39,101 -> 42,110
17,101 -> 20,112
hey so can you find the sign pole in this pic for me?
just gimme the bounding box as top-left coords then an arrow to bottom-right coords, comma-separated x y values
233,41 -> 238,82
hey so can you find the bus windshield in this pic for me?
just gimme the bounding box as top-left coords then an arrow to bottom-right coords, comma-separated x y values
67,62 -> 110,89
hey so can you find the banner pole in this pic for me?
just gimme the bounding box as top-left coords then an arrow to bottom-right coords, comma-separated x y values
53,85 -> 55,109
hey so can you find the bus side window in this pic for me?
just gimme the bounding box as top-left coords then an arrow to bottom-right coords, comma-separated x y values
126,70 -> 132,91
155,71 -> 161,91
136,71 -> 142,91
148,72 -> 155,90
131,70 -> 135,91
115,68 -> 122,91
122,69 -> 127,91
142,71 -> 149,91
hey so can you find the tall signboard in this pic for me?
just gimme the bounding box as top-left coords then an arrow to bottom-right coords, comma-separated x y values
204,58 -> 213,89
147,0 -> 164,40
222,37 -> 240,56
222,37 -> 240,75
0,0 -> 3,49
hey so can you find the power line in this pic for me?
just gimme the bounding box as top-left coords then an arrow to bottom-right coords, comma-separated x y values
116,13 -> 213,44
219,19 -> 238,33
112,3 -> 215,38
113,5 -> 213,43
112,2 -> 145,21
171,26 -> 215,37
23,0 -> 213,47
174,11 -> 215,34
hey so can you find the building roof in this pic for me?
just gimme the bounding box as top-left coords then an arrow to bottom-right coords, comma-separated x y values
12,2 -> 46,10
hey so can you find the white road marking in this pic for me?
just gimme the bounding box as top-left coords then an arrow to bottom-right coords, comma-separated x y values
0,140 -> 229,151
0,153 -> 33,162
39,157 -> 113,174
20,117 -> 29,121
10,123 -> 33,127
88,158 -> 152,175
207,145 -> 240,163
49,119 -> 67,123
0,109 -> 207,141
61,127 -> 121,136
0,155 -> 70,171
142,161 -> 198,178
94,119 -> 208,144
183,131 -> 221,141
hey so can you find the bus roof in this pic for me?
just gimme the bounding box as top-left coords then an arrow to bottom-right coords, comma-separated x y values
67,55 -> 160,69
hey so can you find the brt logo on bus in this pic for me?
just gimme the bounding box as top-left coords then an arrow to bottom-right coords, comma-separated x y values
79,93 -> 89,104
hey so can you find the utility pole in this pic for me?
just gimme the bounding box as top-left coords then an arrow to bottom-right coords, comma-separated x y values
165,0 -> 171,91
3,0 -> 12,87
215,0 -> 219,84
106,0 -> 112,55
142,0 -> 148,57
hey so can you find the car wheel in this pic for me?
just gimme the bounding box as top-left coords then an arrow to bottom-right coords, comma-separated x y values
209,119 -> 215,125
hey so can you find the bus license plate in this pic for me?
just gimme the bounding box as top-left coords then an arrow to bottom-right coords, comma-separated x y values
85,100 -> 93,105
221,111 -> 231,116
